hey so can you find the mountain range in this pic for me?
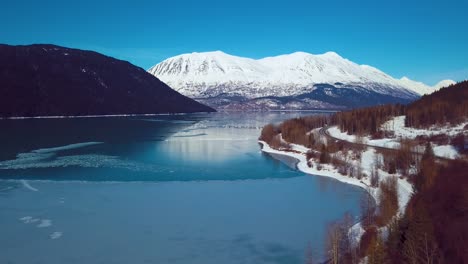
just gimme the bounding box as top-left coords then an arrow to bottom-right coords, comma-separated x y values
148,51 -> 455,110
0,44 -> 214,117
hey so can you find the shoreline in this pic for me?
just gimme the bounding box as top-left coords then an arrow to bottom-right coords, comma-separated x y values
259,140 -> 371,245
259,140 -> 370,192
259,139 -> 414,245
258,140 -> 412,211
0,112 -> 203,120
0,110 -> 340,120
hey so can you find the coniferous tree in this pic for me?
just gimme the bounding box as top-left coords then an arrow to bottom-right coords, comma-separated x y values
319,144 -> 331,164
414,142 -> 437,192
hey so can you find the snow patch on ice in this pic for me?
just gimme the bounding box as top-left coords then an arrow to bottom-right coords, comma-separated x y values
33,142 -> 103,154
19,216 -> 40,224
49,232 -> 62,239
37,219 -> 52,228
21,180 -> 38,191
1,153 -> 173,173
19,217 -> 53,228
0,142 -> 105,170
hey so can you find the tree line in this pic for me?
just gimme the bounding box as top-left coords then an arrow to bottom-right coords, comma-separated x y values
259,81 -> 468,263
406,81 -> 468,128
367,155 -> 468,263
323,145 -> 468,263
260,81 -> 467,147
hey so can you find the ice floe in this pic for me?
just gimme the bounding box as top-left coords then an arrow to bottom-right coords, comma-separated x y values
21,180 -> 38,191
19,216 -> 39,224
32,142 -> 103,154
49,231 -> 62,239
1,153 -> 172,173
37,219 -> 52,228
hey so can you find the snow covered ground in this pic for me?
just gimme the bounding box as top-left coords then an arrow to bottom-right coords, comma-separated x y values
259,141 -> 412,213
381,116 -> 467,138
260,140 -> 413,245
327,116 -> 467,159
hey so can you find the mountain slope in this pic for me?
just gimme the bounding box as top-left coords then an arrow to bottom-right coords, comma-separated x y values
148,51 -> 454,110
399,77 -> 455,95
0,44 -> 214,117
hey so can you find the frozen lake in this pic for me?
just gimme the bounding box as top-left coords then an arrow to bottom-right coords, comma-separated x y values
0,112 -> 365,263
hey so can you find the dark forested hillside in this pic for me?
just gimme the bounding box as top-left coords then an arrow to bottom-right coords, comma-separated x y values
0,44 -> 215,117
405,80 -> 468,128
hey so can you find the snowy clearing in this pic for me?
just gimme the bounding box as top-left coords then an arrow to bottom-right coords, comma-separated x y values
382,116 -> 467,138
327,115 -> 466,159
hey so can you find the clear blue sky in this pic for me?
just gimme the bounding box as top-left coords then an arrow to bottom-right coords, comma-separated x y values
1,0 -> 467,84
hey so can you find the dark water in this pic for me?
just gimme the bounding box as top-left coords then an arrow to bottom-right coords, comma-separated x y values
0,112 -> 365,263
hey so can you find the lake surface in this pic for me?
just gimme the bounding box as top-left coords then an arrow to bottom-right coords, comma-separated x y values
0,112 -> 365,263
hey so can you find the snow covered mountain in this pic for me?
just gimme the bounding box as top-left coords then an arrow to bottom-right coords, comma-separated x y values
398,77 -> 455,95
148,51 -> 455,110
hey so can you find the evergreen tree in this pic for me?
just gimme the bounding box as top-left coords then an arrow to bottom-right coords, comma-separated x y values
320,144 -> 331,164
422,141 -> 435,160
415,142 -> 437,192
367,232 -> 387,264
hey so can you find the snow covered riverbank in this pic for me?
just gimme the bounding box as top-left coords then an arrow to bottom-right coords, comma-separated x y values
259,140 -> 412,211
259,139 -> 413,243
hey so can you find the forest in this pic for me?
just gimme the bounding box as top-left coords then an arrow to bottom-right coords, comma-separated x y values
406,81 -> 468,128
260,81 -> 467,146
309,144 -> 468,264
360,158 -> 468,264
259,81 -> 468,263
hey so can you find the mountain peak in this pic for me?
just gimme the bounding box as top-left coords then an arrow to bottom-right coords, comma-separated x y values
191,50 -> 227,56
398,77 -> 456,95
434,79 -> 456,89
287,51 -> 312,56
321,51 -> 343,59
148,51 -> 453,100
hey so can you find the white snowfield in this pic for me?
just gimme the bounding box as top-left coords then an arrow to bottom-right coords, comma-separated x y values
328,116 -> 467,159
148,51 -> 454,98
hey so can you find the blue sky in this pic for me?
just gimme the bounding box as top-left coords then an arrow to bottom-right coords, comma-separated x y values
1,0 -> 467,84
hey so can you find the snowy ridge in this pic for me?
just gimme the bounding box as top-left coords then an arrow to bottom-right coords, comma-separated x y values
399,77 -> 455,95
148,51 -> 454,98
